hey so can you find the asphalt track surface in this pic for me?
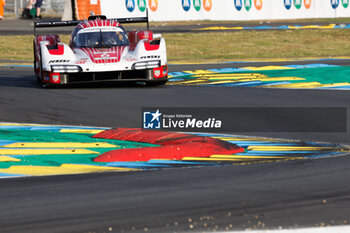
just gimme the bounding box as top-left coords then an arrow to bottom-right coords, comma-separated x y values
0,59 -> 350,233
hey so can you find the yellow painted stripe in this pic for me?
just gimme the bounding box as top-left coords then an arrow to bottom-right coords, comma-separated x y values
0,164 -> 137,176
3,142 -> 118,148
207,77 -> 305,82
265,82 -> 322,89
242,66 -> 294,71
182,156 -> 300,162
248,146 -> 338,151
0,149 -> 98,155
178,79 -> 208,84
318,83 -> 350,88
210,154 -> 296,159
59,129 -> 105,134
184,70 -> 216,75
194,73 -> 263,77
213,137 -> 296,142
182,157 -> 247,161
289,24 -> 335,29
0,156 -> 21,162
208,80 -> 237,84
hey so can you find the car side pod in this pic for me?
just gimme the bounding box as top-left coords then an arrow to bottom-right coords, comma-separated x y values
92,128 -> 245,162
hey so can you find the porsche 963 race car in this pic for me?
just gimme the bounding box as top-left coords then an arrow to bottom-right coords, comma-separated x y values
33,14 -> 168,87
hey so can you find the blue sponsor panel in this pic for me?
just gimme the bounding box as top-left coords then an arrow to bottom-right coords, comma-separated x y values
235,0 -> 243,11
331,0 -> 339,9
284,0 -> 292,10
182,0 -> 191,11
126,0 -> 135,12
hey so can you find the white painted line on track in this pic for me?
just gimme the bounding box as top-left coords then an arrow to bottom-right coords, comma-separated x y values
212,225 -> 350,233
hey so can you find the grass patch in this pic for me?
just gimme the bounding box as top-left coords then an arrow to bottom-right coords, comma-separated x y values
1,29 -> 350,62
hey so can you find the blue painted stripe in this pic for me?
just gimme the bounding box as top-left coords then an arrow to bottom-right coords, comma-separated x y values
261,81 -> 292,86
168,72 -> 192,77
207,67 -> 250,73
232,142 -> 301,146
318,86 -> 350,89
168,78 -> 186,82
334,25 -> 350,29
0,64 -> 34,68
105,162 -> 169,169
0,140 -> 17,146
208,81 -> 263,87
0,173 -> 26,178
276,25 -> 290,29
148,159 -> 215,165
284,63 -> 339,69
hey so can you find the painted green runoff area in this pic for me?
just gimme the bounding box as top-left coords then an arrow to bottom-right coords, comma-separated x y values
258,66 -> 350,85
0,129 -> 157,169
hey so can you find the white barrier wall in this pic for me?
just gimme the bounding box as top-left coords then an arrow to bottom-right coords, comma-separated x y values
67,0 -> 350,21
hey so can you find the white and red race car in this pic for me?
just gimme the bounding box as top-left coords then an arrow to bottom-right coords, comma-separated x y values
33,15 -> 168,87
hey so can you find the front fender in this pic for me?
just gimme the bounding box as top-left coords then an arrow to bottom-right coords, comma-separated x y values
40,43 -> 77,71
133,38 -> 167,66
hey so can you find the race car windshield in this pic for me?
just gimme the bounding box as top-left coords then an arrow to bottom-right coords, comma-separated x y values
74,29 -> 129,48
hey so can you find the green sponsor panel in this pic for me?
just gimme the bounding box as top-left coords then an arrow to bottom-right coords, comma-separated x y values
294,0 -> 302,9
343,0 -> 349,8
245,0 -> 252,11
138,0 -> 147,12
193,0 -> 201,11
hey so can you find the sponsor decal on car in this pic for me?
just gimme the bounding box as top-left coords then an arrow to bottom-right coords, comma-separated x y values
154,69 -> 161,78
75,58 -> 88,64
140,55 -> 161,59
49,60 -> 70,63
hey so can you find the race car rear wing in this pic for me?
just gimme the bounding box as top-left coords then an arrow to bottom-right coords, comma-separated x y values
34,10 -> 149,34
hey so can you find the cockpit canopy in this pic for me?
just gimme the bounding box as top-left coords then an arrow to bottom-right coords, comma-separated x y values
72,27 -> 129,48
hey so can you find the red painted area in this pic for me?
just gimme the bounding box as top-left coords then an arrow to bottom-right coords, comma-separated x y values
93,128 -> 245,162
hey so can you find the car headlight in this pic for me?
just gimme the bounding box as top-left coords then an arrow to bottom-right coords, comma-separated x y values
132,60 -> 161,70
51,65 -> 82,73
